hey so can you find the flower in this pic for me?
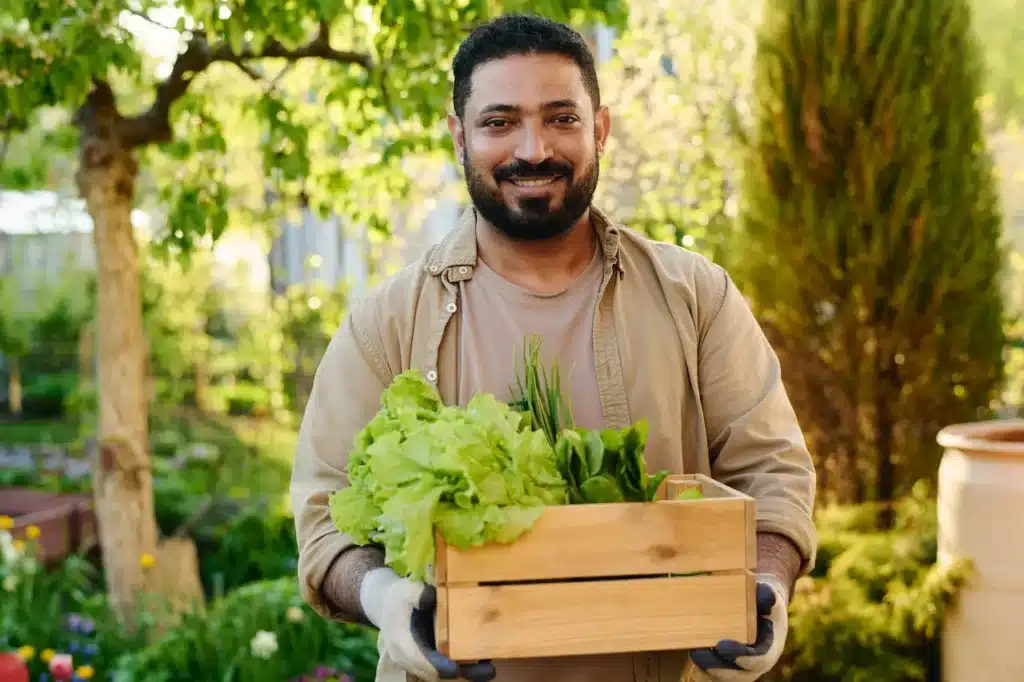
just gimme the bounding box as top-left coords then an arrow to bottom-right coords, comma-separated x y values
0,516 -> 12,530
41,649 -> 56,663
74,665 -> 93,679
25,525 -> 40,540
286,606 -> 305,623
17,646 -> 35,661
139,553 -> 155,569
3,575 -> 17,592
49,653 -> 74,681
250,631 -> 278,659
13,540 -> 25,553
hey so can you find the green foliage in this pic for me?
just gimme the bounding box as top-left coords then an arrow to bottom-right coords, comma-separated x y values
779,482 -> 973,682
114,577 -> 378,682
0,0 -> 139,123
594,0 -> 752,265
4,0 -> 628,253
0,537 -> 156,681
733,0 -> 1008,503
0,535 -> 375,682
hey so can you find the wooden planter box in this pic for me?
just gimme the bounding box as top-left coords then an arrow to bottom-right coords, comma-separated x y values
0,488 -> 97,564
433,474 -> 756,662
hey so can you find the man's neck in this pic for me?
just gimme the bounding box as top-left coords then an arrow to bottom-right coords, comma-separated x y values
475,210 -> 598,295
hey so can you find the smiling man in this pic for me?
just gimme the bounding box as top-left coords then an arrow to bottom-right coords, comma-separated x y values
291,13 -> 818,682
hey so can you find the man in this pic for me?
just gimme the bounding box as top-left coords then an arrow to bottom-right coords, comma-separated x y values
290,13 -> 817,682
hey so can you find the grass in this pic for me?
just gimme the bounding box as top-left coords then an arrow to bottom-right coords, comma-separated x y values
0,418 -> 81,445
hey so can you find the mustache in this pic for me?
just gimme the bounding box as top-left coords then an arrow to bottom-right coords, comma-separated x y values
493,159 -> 574,182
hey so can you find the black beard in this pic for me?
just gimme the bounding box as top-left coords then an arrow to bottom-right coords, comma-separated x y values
463,154 -> 600,242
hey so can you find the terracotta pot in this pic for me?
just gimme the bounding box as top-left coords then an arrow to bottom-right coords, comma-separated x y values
936,419 -> 1024,682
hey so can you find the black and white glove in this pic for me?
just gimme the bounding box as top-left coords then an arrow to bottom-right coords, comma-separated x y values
360,567 -> 496,682
689,574 -> 789,681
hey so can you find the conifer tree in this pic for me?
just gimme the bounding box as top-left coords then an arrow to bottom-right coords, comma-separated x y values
732,0 -> 1007,518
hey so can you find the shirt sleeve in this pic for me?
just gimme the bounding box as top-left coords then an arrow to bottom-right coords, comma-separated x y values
697,266 -> 818,575
289,305 -> 392,620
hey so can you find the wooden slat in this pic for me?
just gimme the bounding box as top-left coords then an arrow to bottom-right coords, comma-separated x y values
441,571 -> 753,660
440,496 -> 752,584
435,585 -> 450,657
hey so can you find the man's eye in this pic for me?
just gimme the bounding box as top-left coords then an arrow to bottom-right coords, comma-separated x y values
484,119 -> 510,128
553,115 -> 579,125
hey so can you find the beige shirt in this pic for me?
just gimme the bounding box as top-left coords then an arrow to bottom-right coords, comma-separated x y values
456,244 -> 605,429
290,205 -> 818,682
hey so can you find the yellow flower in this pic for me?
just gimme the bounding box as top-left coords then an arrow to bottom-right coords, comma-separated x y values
76,665 -> 95,679
16,645 -> 35,660
25,525 -> 40,540
13,539 -> 25,552
139,552 -> 156,569
41,648 -> 55,662
0,516 -> 12,530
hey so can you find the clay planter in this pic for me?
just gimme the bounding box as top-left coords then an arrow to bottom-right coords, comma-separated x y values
936,419 -> 1024,682
0,487 -> 97,564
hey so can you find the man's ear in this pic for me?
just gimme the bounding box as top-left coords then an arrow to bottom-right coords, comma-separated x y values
448,113 -> 466,164
594,105 -> 611,157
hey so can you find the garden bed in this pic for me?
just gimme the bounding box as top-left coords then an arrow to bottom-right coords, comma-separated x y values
0,487 -> 96,563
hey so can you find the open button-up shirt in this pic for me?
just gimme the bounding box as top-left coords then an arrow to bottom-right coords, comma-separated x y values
290,205 -> 818,682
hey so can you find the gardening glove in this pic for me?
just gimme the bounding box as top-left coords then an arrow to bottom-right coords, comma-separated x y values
360,567 -> 496,682
689,574 -> 789,682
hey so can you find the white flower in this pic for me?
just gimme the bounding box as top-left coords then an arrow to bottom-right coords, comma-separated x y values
0,531 -> 20,563
3,575 -> 17,592
250,630 -> 278,659
286,606 -> 304,623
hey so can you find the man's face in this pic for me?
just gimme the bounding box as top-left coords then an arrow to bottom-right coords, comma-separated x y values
448,52 -> 611,241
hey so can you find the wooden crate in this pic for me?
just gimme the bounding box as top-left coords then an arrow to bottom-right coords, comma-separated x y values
433,474 -> 757,661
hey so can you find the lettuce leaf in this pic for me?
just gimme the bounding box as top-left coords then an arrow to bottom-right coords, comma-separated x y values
329,369 -> 568,582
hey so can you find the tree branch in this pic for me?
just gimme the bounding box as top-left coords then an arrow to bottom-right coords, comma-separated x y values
119,25 -> 373,148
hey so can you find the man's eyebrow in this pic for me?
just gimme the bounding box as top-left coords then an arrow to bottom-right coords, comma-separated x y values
477,99 -> 582,116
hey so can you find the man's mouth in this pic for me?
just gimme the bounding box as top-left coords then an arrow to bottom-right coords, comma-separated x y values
508,176 -> 562,187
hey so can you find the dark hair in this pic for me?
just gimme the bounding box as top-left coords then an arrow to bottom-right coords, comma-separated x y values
451,14 -> 601,120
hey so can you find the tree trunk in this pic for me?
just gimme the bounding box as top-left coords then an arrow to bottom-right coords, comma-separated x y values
8,356 -> 21,417
77,131 -> 159,629
875,360 -> 897,530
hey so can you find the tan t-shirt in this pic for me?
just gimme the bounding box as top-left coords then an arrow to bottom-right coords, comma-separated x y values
456,246 -> 605,430
454,247 -> 637,681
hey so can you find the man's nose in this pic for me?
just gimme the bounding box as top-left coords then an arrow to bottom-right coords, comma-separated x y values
513,123 -> 552,165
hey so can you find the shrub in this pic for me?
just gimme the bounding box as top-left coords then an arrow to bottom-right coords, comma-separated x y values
778,482 -> 972,682
113,578 -> 378,682
733,0 -> 1007,507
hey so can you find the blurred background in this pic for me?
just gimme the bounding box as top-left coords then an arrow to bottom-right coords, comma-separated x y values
0,0 -> 1022,681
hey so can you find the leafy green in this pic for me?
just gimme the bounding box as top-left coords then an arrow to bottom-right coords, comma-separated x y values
554,420 -> 669,504
329,370 -> 569,582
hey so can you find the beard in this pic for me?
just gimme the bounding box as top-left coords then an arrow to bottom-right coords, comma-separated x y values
462,150 -> 600,242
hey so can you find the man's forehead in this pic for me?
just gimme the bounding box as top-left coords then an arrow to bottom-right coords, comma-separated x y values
466,53 -> 589,115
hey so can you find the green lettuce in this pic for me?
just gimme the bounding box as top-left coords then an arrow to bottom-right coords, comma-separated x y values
329,370 -> 568,582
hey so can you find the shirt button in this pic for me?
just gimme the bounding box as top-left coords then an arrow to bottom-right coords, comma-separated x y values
445,302 -> 457,313
426,369 -> 438,382
429,264 -> 439,273
458,266 -> 469,275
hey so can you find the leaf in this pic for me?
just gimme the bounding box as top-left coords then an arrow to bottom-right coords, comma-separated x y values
580,475 -> 625,503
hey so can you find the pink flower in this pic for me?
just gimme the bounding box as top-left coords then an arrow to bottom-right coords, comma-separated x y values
49,654 -> 74,681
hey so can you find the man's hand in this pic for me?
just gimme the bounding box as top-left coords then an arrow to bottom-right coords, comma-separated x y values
360,567 -> 496,682
689,574 -> 789,681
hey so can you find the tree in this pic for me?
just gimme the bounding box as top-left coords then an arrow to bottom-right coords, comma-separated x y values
0,275 -> 33,418
1,1 -> 627,625
594,0 -> 754,267
732,0 -> 1007,518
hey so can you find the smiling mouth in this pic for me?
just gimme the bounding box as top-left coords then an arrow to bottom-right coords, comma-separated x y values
508,176 -> 562,187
